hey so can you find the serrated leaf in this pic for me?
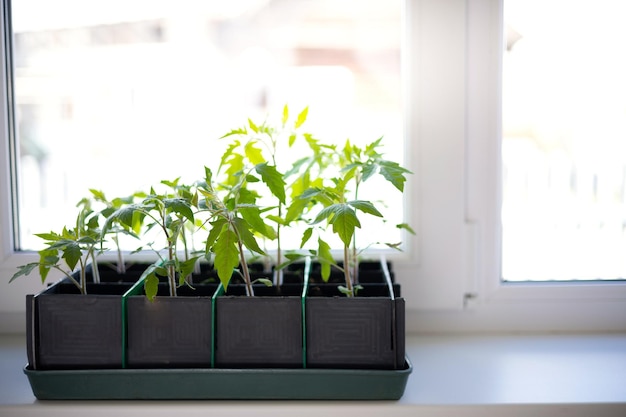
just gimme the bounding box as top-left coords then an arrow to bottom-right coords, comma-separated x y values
220,128 -> 247,139
35,232 -> 61,242
239,206 -> 276,240
333,206 -> 360,247
316,204 -> 360,247
248,118 -> 259,133
9,263 -> 39,283
285,196 -> 309,223
300,227 -> 313,248
364,137 -> 383,154
164,198 -> 194,223
214,228 -> 240,290
245,141 -> 265,165
233,217 -> 266,255
62,242 -> 82,271
39,249 -> 59,265
224,153 -> 244,184
206,218 -> 226,251
105,204 -> 143,232
86,215 -> 99,230
179,256 -> 201,282
255,163 -> 286,204
89,188 -> 106,201
379,160 -> 412,192
161,178 -> 180,188
361,162 -> 377,182
312,204 -> 339,224
349,200 -> 383,217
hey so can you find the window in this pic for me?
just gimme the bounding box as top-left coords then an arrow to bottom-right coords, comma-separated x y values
2,0 -> 625,333
9,0 -> 403,251
502,0 -> 626,282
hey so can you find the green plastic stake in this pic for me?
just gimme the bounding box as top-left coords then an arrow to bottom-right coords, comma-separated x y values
121,276 -> 146,369
301,256 -> 311,368
211,283 -> 225,368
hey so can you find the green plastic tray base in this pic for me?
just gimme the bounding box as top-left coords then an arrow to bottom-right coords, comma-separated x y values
24,357 -> 412,401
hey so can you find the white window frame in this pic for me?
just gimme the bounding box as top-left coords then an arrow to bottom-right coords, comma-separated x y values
1,0 -> 625,334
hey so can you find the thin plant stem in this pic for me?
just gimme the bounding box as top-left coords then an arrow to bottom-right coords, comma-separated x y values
238,240 -> 254,296
343,244 -> 353,297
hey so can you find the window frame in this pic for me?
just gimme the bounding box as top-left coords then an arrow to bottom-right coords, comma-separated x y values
1,0 -> 625,334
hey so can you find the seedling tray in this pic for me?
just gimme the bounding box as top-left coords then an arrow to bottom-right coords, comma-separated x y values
23,357 -> 412,400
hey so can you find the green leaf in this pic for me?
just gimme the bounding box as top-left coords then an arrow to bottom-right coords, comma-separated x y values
338,286 -> 352,296
385,242 -> 403,250
252,278 -> 273,287
285,196 -> 309,224
35,232 -> 61,242
300,227 -> 313,248
245,141 -> 265,165
265,214 -> 287,226
142,268 -> 160,302
220,128 -> 247,139
89,188 -> 107,201
255,163 -> 286,204
282,104 -> 289,126
245,174 -> 260,183
233,217 -> 266,255
379,160 -> 412,192
312,204 -> 338,224
239,206 -> 276,240
164,198 -> 194,223
338,284 -> 363,297
9,263 -> 39,283
295,106 -> 308,129
315,204 -> 360,247
39,249 -> 59,265
161,177 -> 180,189
205,218 -> 226,251
105,204 -> 144,232
248,118 -> 259,133
361,162 -> 378,182
62,242 -> 82,271
349,200 -> 383,217
397,222 -> 416,234
39,263 -> 52,282
214,228 -> 240,290
224,153 -> 245,183
332,205 -> 360,247
317,238 -> 334,282
179,256 -> 201,283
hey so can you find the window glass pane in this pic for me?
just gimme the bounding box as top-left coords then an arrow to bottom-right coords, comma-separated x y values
12,0 -> 403,251
502,0 -> 626,281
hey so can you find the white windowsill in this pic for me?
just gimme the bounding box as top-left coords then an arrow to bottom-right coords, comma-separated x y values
1,333 -> 625,417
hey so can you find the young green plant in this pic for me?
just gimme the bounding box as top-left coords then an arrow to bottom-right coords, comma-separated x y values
304,138 -> 413,296
89,188 -> 141,275
10,198 -> 104,294
219,105 -> 332,282
198,167 -> 273,296
102,180 -> 198,300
